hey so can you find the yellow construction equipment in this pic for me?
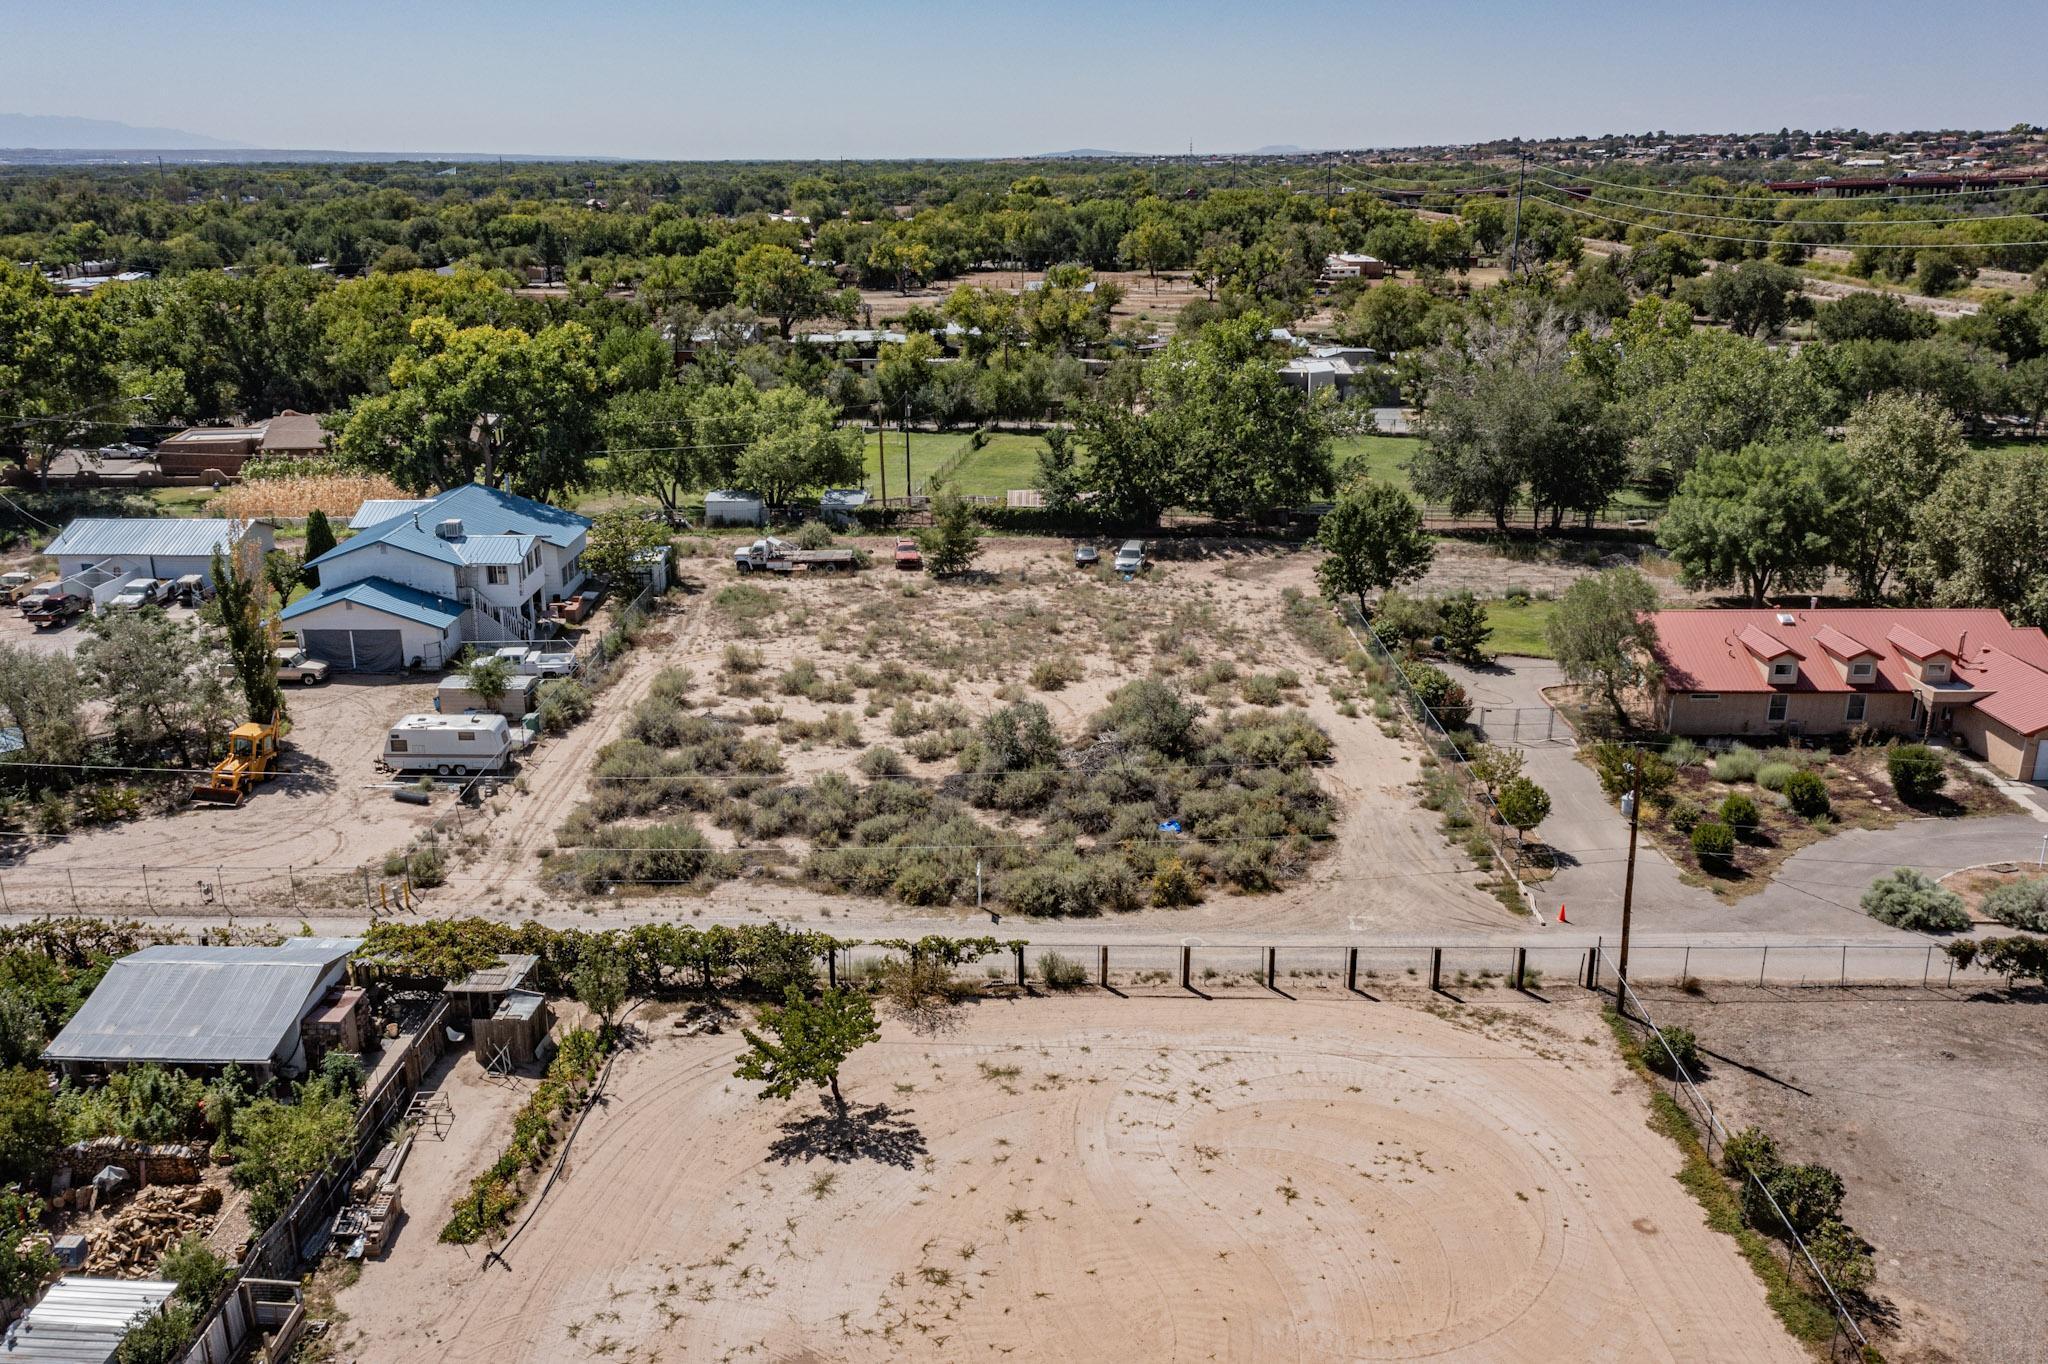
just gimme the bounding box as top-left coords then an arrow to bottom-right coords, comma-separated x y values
191,719 -> 283,806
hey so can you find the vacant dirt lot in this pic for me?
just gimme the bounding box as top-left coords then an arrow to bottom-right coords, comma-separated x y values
438,536 -> 1508,936
331,995 -> 1801,1363
1642,987 -> 2048,1364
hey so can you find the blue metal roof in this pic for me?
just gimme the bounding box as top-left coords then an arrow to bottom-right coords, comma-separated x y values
280,577 -> 464,629
349,498 -> 432,530
315,485 -> 586,573
44,517 -> 257,560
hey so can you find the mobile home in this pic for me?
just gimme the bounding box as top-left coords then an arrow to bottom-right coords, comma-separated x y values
382,713 -> 525,777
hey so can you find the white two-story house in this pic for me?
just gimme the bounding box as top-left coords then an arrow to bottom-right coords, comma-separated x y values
281,485 -> 589,672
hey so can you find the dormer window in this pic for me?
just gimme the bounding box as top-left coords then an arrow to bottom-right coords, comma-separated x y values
1849,660 -> 1874,682
1922,659 -> 1949,683
1770,660 -> 1796,683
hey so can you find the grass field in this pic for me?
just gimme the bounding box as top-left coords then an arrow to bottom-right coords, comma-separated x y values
1331,433 -> 1418,491
1480,597 -> 1556,657
862,430 -> 1047,498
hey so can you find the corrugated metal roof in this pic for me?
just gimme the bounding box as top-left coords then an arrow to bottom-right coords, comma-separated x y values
280,578 -> 464,630
450,534 -> 535,567
350,499 -> 432,530
43,939 -> 359,1067
338,485 -> 588,552
3,1277 -> 176,1362
44,518 -> 257,560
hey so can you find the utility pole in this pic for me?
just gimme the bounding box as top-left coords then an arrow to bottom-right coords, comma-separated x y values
876,424 -> 887,507
903,400 -> 912,501
1616,745 -> 1642,1011
1507,150 -> 1527,277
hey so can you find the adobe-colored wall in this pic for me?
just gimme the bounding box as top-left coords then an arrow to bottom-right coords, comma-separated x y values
1661,688 -> 1916,738
1949,707 -> 2035,780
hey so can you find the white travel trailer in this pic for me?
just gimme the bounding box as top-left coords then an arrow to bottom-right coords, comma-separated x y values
382,712 -> 526,777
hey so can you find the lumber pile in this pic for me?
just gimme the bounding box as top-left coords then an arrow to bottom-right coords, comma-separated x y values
82,1184 -> 225,1275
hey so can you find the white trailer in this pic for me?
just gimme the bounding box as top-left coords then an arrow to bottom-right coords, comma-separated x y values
382,713 -> 526,777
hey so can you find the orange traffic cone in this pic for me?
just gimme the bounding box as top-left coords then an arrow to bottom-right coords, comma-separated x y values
1557,903 -> 1569,924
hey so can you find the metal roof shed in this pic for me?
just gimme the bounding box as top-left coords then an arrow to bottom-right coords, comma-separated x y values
2,1277 -> 176,1362
43,939 -> 361,1078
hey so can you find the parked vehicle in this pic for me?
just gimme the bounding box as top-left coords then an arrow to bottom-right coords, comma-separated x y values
171,574 -> 209,607
191,719 -> 283,806
107,578 -> 169,611
1073,543 -> 1099,568
1113,540 -> 1148,574
274,647 -> 331,686
0,573 -> 37,603
382,713 -> 526,777
493,645 -> 578,677
893,538 -> 922,570
22,591 -> 87,626
733,536 -> 856,574
96,443 -> 150,461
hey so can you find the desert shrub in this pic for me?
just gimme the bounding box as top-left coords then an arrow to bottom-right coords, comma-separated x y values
1037,951 -> 1088,990
1028,656 -> 1083,691
1744,1161 -> 1845,1237
1805,1218 -> 1875,1292
792,520 -> 835,550
856,746 -> 906,779
1755,761 -> 1797,792
1096,679 -> 1200,757
536,679 -> 592,733
1663,736 -> 1706,768
1712,744 -> 1762,783
998,852 -> 1136,916
777,658 -> 821,696
1720,1125 -> 1779,1178
1644,1025 -> 1698,1078
723,644 -> 764,674
712,583 -> 777,623
1373,591 -> 1440,649
1403,662 -> 1468,728
645,666 -> 694,705
1886,743 -> 1947,803
1718,792 -> 1761,839
1239,673 -> 1284,706
1150,855 -> 1200,907
1690,821 -> 1735,865
1860,867 -> 1969,931
572,821 -> 725,893
1981,877 -> 2048,932
1781,769 -> 1830,818
1667,799 -> 1704,836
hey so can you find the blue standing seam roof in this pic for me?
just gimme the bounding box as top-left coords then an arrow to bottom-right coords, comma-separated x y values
317,484 -> 588,575
348,498 -> 433,530
279,578 -> 465,629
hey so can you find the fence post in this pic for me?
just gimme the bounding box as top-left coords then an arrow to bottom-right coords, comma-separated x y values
1097,945 -> 1109,989
1512,946 -> 1527,992
1264,947 -> 1276,991
1428,947 -> 1442,994
142,866 -> 154,915
66,868 -> 77,913
1345,947 -> 1358,993
1758,944 -> 1768,987
1013,944 -> 1026,989
826,946 -> 836,989
1840,943 -> 1847,988
1179,946 -> 1192,992
1923,945 -> 1931,988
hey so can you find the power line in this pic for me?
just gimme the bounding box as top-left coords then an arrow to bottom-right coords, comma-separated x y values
1520,173 -> 2048,228
1537,163 -> 2048,205
1525,190 -> 2048,250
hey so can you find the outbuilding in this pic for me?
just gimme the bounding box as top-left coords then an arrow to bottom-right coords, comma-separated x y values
43,517 -> 274,595
43,938 -> 362,1081
280,578 -> 464,673
704,490 -> 766,527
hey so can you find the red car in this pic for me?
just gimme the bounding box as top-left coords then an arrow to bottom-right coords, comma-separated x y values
893,538 -> 923,570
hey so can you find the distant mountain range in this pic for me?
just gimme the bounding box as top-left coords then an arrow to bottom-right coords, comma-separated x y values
1031,143 -> 1322,159
0,112 -> 249,150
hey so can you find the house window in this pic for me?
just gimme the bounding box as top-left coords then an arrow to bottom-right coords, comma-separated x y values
1924,661 -> 1948,682
1767,694 -> 1789,723
1850,661 -> 1873,681
1690,693 -> 1719,701
1770,661 -> 1795,682
1846,694 -> 1866,722
487,566 -> 509,585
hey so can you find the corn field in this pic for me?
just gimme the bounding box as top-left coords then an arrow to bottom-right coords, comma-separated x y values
220,474 -> 412,520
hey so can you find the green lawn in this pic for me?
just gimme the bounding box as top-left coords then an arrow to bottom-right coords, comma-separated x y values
861,431 -> 1047,499
1331,434 -> 1417,492
1480,597 -> 1556,657
148,486 -> 221,516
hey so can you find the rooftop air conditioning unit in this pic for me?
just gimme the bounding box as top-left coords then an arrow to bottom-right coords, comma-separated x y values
436,518 -> 464,540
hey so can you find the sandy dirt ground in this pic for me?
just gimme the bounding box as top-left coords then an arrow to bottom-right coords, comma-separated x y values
329,995 -> 1803,1364
1641,986 -> 2048,1364
433,537 -> 1508,937
859,269 -> 1212,333
0,673 -> 444,913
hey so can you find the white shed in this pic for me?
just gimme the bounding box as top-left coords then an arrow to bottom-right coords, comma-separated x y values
44,518 -> 274,595
704,490 -> 766,527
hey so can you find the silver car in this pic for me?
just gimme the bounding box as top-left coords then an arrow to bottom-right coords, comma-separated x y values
1113,540 -> 1147,574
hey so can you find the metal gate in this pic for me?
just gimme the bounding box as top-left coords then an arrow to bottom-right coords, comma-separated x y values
1470,705 -> 1571,746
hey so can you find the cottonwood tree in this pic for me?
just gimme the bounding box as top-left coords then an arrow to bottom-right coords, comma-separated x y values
1690,259 -> 1809,339
212,545 -> 285,725
582,507 -> 668,589
76,611 -> 234,765
1834,392 -> 1966,601
599,379 -> 711,518
0,263 -> 124,486
1659,440 -> 1851,604
0,645 -> 86,766
1314,480 -> 1433,618
1906,447 -> 2048,628
734,986 -> 880,1119
334,316 -> 600,499
1546,568 -> 1662,721
733,243 -> 848,339
730,386 -> 863,507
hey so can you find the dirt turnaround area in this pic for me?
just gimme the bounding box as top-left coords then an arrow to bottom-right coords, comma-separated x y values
334,996 -> 1801,1363
1643,987 -> 2048,1364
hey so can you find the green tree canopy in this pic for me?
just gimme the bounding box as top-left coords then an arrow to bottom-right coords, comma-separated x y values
1906,447 -> 2048,627
1314,479 -> 1433,617
1546,567 -> 1662,719
734,986 -> 881,1118
1835,392 -> 1966,601
1660,439 -> 1851,604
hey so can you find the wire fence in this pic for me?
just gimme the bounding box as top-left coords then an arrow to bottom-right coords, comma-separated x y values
1598,947 -> 1870,1358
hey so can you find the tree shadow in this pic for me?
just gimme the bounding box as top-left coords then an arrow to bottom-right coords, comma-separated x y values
767,1098 -> 928,1169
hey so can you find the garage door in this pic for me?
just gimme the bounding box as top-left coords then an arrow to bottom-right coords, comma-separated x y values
301,629 -> 405,673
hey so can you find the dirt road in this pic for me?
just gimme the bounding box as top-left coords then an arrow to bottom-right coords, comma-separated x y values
332,995 -> 1804,1363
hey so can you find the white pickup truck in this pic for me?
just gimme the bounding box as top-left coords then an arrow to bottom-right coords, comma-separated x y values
732,537 -> 857,574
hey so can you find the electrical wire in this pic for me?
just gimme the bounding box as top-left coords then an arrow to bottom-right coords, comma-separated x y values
1523,190 -> 2048,250
1518,172 -> 2048,228
1531,161 -> 2048,204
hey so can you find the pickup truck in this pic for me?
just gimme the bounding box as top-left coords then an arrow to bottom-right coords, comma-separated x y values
893,538 -> 922,571
732,537 -> 857,574
107,579 -> 170,611
22,591 -> 87,626
0,573 -> 38,603
274,647 -> 331,686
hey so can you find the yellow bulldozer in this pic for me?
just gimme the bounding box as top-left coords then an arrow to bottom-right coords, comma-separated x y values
192,719 -> 283,807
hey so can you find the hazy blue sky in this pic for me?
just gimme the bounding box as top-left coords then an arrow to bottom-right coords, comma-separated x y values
3,0 -> 2042,157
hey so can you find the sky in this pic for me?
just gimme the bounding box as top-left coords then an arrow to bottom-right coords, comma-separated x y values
2,0 -> 2043,159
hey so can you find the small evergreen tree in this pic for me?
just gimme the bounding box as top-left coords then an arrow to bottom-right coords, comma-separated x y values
1438,591 -> 1492,663
302,508 -> 338,579
211,545 -> 285,723
918,483 -> 983,576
